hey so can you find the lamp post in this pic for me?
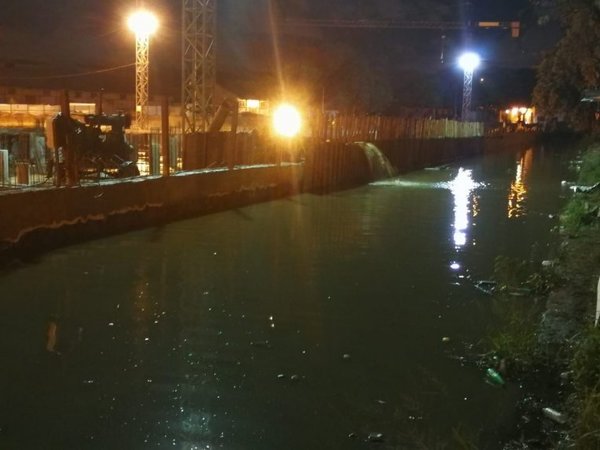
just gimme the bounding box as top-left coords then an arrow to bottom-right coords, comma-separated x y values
128,10 -> 158,130
458,51 -> 480,121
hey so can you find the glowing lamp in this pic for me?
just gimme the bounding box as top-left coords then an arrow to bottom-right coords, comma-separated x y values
246,99 -> 260,110
458,52 -> 481,72
128,10 -> 159,38
273,104 -> 302,138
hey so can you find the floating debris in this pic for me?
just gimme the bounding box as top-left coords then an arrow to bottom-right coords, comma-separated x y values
485,368 -> 505,386
474,280 -> 497,295
571,182 -> 600,193
276,373 -> 286,380
342,353 -> 351,361
290,374 -> 300,382
425,164 -> 450,171
442,336 -> 451,343
542,407 -> 566,424
594,277 -> 600,327
367,432 -> 385,443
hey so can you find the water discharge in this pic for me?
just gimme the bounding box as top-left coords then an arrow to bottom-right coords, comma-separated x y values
355,141 -> 397,180
0,142 -> 578,449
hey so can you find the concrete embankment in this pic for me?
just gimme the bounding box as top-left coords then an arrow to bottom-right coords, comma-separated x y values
0,165 -> 302,264
0,133 -> 536,264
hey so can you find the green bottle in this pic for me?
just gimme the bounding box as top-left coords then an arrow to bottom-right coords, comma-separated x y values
486,368 -> 505,386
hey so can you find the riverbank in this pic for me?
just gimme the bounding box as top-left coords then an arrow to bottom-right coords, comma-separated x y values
486,140 -> 600,449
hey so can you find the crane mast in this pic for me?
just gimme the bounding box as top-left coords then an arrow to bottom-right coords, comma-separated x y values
181,0 -> 217,133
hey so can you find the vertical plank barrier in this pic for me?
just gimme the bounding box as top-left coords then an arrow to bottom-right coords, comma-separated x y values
60,90 -> 79,187
0,149 -> 8,186
161,96 -> 170,176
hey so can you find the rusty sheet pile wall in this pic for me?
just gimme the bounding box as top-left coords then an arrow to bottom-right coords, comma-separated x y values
312,114 -> 484,142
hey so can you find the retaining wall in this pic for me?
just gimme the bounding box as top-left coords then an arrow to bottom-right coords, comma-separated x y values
0,166 -> 302,264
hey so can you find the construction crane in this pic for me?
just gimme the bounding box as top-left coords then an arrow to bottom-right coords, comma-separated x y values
178,3 -> 519,131
283,18 -> 519,36
284,18 -> 519,64
182,0 -> 217,134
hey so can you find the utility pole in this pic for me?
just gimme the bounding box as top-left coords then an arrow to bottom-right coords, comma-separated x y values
182,0 -> 217,133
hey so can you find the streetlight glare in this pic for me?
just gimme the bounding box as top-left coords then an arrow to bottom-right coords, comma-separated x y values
273,104 -> 302,138
128,10 -> 159,38
458,52 -> 481,72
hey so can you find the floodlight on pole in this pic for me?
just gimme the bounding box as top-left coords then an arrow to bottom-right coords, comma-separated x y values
128,10 -> 158,130
458,51 -> 480,120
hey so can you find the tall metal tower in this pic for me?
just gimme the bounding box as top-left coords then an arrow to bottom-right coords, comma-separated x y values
458,52 -> 480,121
135,34 -> 150,129
129,10 -> 158,130
461,67 -> 474,119
182,0 -> 216,133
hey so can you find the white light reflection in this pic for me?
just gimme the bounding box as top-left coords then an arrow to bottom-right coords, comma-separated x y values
448,168 -> 479,248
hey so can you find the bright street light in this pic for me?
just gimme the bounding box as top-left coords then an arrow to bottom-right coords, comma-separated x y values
273,104 -> 302,138
458,52 -> 481,72
128,10 -> 159,38
458,51 -> 480,120
128,10 -> 159,130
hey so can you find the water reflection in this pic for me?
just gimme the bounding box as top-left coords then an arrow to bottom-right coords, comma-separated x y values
507,148 -> 533,218
0,144 -> 573,449
448,168 -> 480,248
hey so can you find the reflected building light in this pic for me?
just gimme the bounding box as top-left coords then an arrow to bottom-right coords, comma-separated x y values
507,149 -> 533,218
449,168 -> 479,248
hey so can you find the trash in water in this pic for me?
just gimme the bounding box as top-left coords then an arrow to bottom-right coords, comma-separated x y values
442,336 -> 451,343
485,368 -> 505,386
571,182 -> 600,193
541,260 -> 555,268
342,353 -> 351,361
542,407 -> 566,424
474,280 -> 497,295
348,432 -> 358,439
290,374 -> 300,382
367,432 -> 385,442
276,373 -> 286,380
508,287 -> 532,297
424,164 -> 450,171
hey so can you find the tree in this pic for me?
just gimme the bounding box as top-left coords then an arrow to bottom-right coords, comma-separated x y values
532,0 -> 600,129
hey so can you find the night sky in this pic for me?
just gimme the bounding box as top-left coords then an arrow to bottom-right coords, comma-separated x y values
0,0 -> 558,107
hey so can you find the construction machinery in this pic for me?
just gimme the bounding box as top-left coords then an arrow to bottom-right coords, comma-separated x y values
48,112 -> 139,180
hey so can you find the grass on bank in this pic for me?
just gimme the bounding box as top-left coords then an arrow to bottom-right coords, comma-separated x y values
485,141 -> 600,448
561,146 -> 600,234
560,143 -> 600,449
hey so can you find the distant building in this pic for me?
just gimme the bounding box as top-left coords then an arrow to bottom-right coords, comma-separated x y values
0,84 -> 265,132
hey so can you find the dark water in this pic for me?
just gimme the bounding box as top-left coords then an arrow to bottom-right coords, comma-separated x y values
0,143 -> 576,449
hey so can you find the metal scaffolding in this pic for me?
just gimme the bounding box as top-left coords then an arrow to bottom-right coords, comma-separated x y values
135,34 -> 150,129
182,0 -> 216,133
461,67 -> 474,121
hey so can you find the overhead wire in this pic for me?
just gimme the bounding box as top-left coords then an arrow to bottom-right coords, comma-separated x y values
0,63 -> 135,81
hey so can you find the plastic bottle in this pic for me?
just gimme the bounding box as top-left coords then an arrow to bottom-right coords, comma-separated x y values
486,368 -> 505,386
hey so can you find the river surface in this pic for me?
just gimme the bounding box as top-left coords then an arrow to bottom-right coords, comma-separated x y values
0,141 -> 577,449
